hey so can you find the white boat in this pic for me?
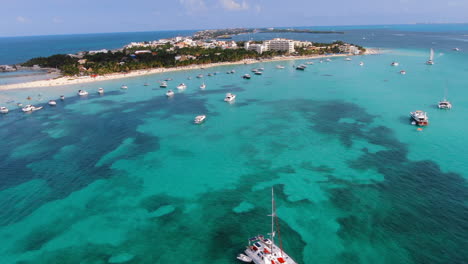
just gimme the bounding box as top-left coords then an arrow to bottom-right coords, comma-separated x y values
319,59 -> 324,63
410,110 -> 429,126
48,100 -> 57,106
296,65 -> 306,70
22,105 -> 43,112
196,74 -> 204,78
276,65 -> 285,69
160,81 -> 168,88
237,254 -> 253,263
98,88 -> 104,94
426,48 -> 434,65
241,188 -> 298,264
207,73 -> 213,77
391,61 -> 399,66
121,85 -> 128,89
400,70 -> 406,75
224,93 -> 236,102
305,61 -> 314,65
453,48 -> 460,51
200,82 -> 206,89
254,71 -> 263,75
0,107 -> 8,114
326,58 -> 332,62
438,88 -> 452,109
194,115 -> 206,124
60,95 -> 65,100
166,90 -> 174,97
345,57 -> 352,61
78,90 -> 88,96
251,68 -> 258,72
230,69 -> 236,73
359,61 -> 364,66
176,83 -> 187,90
165,78 -> 173,81
243,74 -> 251,79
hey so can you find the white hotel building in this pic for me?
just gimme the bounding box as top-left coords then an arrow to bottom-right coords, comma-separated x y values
265,38 -> 295,53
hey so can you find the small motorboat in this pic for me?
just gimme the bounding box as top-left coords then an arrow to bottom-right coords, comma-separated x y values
187,77 -> 192,80
326,58 -> 332,62
22,105 -> 43,112
194,115 -> 206,124
60,95 -> 65,100
254,71 -> 263,75
177,83 -> 187,90
359,61 -> 364,66
144,83 -> 149,86
391,61 -> 399,66
48,100 -> 57,106
400,70 -> 406,75
200,82 -> 206,89
98,87 -> 104,94
276,65 -> 285,69
224,93 -> 236,102
160,81 -> 168,88
345,57 -> 352,61
236,254 -> 252,263
0,106 -> 8,114
453,48 -> 460,51
166,90 -> 174,97
196,74 -> 203,78
121,85 -> 128,89
319,59 -> 324,63
296,65 -> 306,70
242,74 -> 251,79
230,69 -> 236,73
78,90 -> 88,96
251,68 -> 258,72
305,61 -> 314,65
226,71 -> 231,74
165,78 -> 173,81
207,73 -> 213,77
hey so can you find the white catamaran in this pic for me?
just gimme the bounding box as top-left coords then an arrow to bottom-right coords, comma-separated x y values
426,48 -> 434,65
238,188 -> 298,264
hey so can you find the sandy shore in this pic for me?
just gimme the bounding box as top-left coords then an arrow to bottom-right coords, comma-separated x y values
0,49 -> 379,91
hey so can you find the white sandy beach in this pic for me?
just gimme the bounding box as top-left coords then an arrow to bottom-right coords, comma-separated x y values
0,49 -> 379,91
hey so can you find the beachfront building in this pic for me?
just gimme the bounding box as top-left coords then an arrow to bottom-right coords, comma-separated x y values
264,38 -> 295,53
244,42 -> 267,54
339,44 -> 360,54
295,41 -> 313,48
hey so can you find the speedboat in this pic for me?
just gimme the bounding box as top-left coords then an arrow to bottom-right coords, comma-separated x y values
60,95 -> 65,100
426,48 -> 434,65
22,105 -> 43,112
410,110 -> 429,126
0,107 -> 8,114
98,87 -> 104,94
258,68 -> 264,71
345,57 -> 352,61
319,59 -> 324,63
230,69 -> 236,73
438,99 -> 452,109
400,70 -> 406,75
453,48 -> 460,51
196,74 -> 203,78
207,73 -> 213,77
305,61 -> 314,65
200,82 -> 206,89
166,90 -> 174,97
359,61 -> 364,66
165,78 -> 173,81
121,85 -> 128,89
251,68 -> 258,72
243,74 -> 251,79
194,115 -> 206,124
276,65 -> 285,69
391,61 -> 399,66
48,100 -> 57,106
237,254 -> 253,263
326,58 -> 332,62
296,65 -> 306,70
254,71 -> 263,75
176,83 -> 187,90
224,93 -> 236,102
160,81 -> 168,88
78,90 -> 88,96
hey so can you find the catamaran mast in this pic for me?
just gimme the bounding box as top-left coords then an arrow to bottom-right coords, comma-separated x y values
271,187 -> 275,243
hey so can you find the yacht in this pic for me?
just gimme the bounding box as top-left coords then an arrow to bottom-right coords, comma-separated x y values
359,61 -> 364,66
345,57 -> 352,61
296,65 -> 306,70
410,110 -> 429,126
0,107 -> 8,114
224,93 -> 236,102
160,81 -> 168,88
240,188 -> 298,264
196,74 -> 204,78
121,85 -> 128,89
22,105 -> 43,112
194,115 -> 206,124
254,71 -> 263,75
48,100 -> 57,106
60,95 -> 65,100
438,100 -> 452,109
243,74 -> 251,79
251,68 -> 258,72
276,65 -> 285,69
176,83 -> 187,90
166,90 -> 174,97
98,87 -> 104,94
391,61 -> 399,66
200,82 -> 206,89
426,48 -> 434,65
78,90 -> 88,96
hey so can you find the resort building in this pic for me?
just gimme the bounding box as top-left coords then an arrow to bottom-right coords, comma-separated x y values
264,38 -> 295,53
244,42 -> 267,54
339,44 -> 360,54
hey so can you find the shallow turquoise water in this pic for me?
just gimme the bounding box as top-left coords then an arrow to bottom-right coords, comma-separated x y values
0,31 -> 467,264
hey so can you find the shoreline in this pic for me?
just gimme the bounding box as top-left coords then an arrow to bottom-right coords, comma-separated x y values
0,49 -> 379,91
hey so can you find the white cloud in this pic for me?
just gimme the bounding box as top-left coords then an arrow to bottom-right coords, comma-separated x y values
179,0 -> 207,13
16,16 -> 28,23
220,0 -> 249,11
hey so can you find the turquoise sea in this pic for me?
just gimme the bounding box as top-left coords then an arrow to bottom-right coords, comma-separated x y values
0,25 -> 467,264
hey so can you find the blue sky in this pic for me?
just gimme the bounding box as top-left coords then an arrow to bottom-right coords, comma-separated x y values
1,0 -> 467,36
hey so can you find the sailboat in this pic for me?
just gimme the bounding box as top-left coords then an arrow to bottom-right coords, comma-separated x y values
239,188 -> 298,264
426,48 -> 434,65
438,87 -> 452,109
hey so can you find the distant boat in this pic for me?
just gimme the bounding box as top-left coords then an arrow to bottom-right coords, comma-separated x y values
345,57 -> 352,61
410,110 -> 429,126
305,61 -> 314,65
78,90 -> 88,96
453,48 -> 460,51
426,48 -> 434,65
121,85 -> 128,89
0,106 -> 8,114
391,61 -> 399,66
400,70 -> 406,75
166,90 -> 174,97
48,100 -> 57,106
22,105 -> 43,112
196,74 -> 204,78
207,73 -> 213,77
144,83 -> 149,86
243,74 -> 251,79
60,95 -> 65,100
224,93 -> 236,102
254,71 -> 263,75
230,69 -> 236,73
98,87 -> 104,94
165,78 -> 173,81
438,88 -> 452,109
194,115 -> 206,124
326,58 -> 332,62
296,65 -> 306,70
359,61 -> 364,66
176,83 -> 187,90
160,81 -> 168,88
200,82 -> 206,89
276,65 -> 285,69
251,68 -> 258,72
